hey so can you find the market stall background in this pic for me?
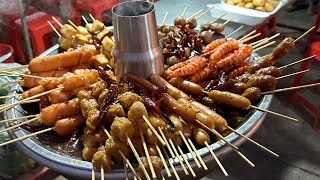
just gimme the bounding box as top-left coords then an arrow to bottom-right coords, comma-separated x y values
0,0 -> 319,179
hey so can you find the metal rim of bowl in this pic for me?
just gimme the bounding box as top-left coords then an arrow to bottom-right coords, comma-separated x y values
4,44 -> 272,178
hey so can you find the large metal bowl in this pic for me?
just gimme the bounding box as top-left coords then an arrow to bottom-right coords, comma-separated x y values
4,44 -> 272,179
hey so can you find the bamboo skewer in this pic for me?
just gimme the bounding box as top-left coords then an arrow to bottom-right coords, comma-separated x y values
101,127 -> 140,179
253,41 -> 276,53
1,70 -> 44,79
123,162 -> 128,180
294,26 -> 315,43
101,165 -> 104,180
89,14 -> 95,21
187,139 -> 208,170
0,114 -> 37,124
140,131 -> 157,179
250,105 -> 298,122
0,80 -> 23,86
0,117 -> 38,133
126,135 -> 151,180
225,25 -> 243,39
0,93 -> 21,100
188,9 -> 203,20
262,83 -> 320,95
0,127 -> 54,147
154,143 -> 172,178
239,30 -> 257,41
177,145 -> 196,177
52,16 -> 63,28
161,12 -> 168,25
181,6 -> 188,17
204,141 -> 228,176
68,20 -> 77,29
239,33 -> 261,44
196,120 -> 238,150
158,127 -> 175,158
0,74 -> 20,77
279,55 -> 316,69
82,16 -> 89,25
276,69 -> 309,80
161,146 -> 180,180
196,120 -> 255,167
0,65 -> 28,72
178,131 -> 201,168
92,163 -> 95,180
252,33 -> 280,49
48,21 -> 61,37
250,37 -> 267,46
167,139 -> 190,176
211,12 -> 227,24
227,126 -> 279,157
142,116 -> 166,146
196,6 -> 214,20
222,17 -> 233,26
0,87 -> 63,112
0,99 -> 40,109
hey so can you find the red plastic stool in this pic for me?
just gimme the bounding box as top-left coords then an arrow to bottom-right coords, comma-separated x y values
12,12 -> 62,63
0,44 -> 14,63
74,0 -> 118,23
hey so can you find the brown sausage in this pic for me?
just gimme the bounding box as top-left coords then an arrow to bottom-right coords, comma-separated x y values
150,74 -> 190,100
208,90 -> 251,110
28,49 -> 93,73
168,113 -> 183,133
127,73 -> 158,92
23,64 -> 89,88
180,119 -> 192,138
21,85 -> 45,99
178,98 -> 215,129
55,115 -> 86,136
168,77 -> 203,94
190,101 -> 228,132
192,124 -> 210,146
159,93 -> 196,123
40,98 -> 82,125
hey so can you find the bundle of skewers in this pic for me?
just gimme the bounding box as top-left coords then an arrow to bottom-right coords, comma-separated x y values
0,6 -> 319,180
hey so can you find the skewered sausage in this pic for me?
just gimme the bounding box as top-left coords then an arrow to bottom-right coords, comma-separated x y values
126,73 -> 158,92
246,74 -> 277,91
208,90 -> 251,110
271,37 -> 295,60
54,115 -> 86,136
191,124 -> 211,146
169,113 -> 184,133
255,66 -> 282,77
28,49 -> 93,73
150,74 -> 190,100
168,77 -> 203,94
242,87 -> 261,102
21,85 -> 45,99
40,98 -> 82,125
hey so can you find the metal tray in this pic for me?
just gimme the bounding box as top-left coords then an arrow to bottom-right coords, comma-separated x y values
4,44 -> 272,179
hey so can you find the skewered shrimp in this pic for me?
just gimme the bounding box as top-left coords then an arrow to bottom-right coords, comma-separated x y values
208,39 -> 239,68
164,56 -> 208,79
228,65 -> 251,79
202,38 -> 226,53
188,66 -> 212,83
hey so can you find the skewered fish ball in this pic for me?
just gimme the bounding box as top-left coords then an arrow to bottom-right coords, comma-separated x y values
199,31 -> 213,45
200,22 -> 211,31
162,26 -> 170,34
174,16 -> 187,26
210,23 -> 225,34
111,117 -> 135,142
92,147 -> 112,172
105,137 -> 131,163
157,24 -> 165,32
139,156 -> 164,177
118,92 -> 142,109
107,104 -> 126,120
128,101 -> 149,134
186,17 -> 197,29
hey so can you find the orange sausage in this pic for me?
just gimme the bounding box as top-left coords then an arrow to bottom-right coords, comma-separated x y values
49,86 -> 88,104
21,85 -> 45,99
55,115 -> 86,136
168,77 -> 203,94
192,124 -> 211,146
38,77 -> 62,90
40,98 -> 82,126
208,90 -> 251,110
62,69 -> 99,91
23,64 -> 89,88
28,49 -> 93,73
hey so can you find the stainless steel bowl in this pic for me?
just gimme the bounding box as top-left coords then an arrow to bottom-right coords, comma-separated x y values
4,44 -> 272,179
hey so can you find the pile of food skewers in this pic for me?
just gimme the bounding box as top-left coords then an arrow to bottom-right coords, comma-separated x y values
0,7 -> 319,180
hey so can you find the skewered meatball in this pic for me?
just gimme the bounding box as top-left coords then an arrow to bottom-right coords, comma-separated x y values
78,90 -> 92,100
242,87 -> 261,101
107,104 -> 126,120
92,81 -> 107,99
92,147 -> 112,172
80,99 -> 98,118
199,31 -> 212,45
82,147 -> 98,161
128,101 -> 149,134
210,23 -> 225,34
256,66 -> 282,77
139,156 -> 164,177
174,16 -> 187,26
118,92 -> 142,109
111,117 -> 135,142
105,137 -> 131,163
187,17 -> 197,29
200,22 -> 211,31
